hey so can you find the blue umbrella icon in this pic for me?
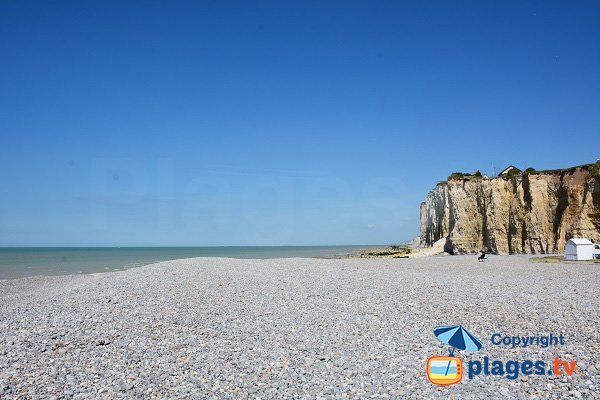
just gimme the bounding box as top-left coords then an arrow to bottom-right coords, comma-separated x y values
433,325 -> 483,376
434,325 -> 483,354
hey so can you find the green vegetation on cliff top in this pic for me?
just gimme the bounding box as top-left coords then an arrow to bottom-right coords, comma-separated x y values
443,161 -> 600,183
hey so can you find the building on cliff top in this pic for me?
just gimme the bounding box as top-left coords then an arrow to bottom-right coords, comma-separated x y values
564,238 -> 595,261
498,165 -> 522,177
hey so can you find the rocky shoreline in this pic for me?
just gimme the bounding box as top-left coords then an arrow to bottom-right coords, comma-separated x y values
0,256 -> 598,399
335,245 -> 412,259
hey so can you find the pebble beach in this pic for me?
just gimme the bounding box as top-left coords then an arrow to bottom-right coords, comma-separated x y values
0,255 -> 598,399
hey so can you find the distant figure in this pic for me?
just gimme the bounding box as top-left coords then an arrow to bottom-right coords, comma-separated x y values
477,250 -> 486,262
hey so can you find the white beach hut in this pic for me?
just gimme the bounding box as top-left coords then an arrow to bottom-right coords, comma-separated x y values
564,238 -> 595,261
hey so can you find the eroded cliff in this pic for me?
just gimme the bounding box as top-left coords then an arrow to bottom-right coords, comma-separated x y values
420,163 -> 600,254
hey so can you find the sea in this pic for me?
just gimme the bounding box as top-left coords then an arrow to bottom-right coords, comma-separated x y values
0,246 -> 377,280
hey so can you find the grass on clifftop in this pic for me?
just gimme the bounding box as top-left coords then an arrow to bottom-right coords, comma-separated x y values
440,161 -> 600,185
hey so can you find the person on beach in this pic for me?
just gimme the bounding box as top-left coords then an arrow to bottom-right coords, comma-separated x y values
477,250 -> 486,262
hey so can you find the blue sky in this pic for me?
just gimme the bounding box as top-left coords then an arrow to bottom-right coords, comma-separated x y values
1,1 -> 599,246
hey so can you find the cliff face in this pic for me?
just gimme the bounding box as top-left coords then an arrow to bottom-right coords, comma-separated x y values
420,166 -> 600,254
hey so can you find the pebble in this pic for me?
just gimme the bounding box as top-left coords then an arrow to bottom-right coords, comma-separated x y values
0,255 -> 597,398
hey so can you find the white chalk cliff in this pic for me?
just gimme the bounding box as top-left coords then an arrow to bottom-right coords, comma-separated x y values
419,163 -> 600,254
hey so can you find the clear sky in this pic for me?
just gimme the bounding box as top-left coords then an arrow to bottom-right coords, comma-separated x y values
1,1 -> 599,246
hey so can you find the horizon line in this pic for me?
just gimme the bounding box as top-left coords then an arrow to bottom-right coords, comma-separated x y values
0,244 -> 397,248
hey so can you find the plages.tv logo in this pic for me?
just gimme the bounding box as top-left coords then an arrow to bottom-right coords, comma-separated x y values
426,326 -> 578,385
426,325 -> 483,386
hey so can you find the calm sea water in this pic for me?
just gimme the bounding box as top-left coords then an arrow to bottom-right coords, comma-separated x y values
0,246 -> 376,280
